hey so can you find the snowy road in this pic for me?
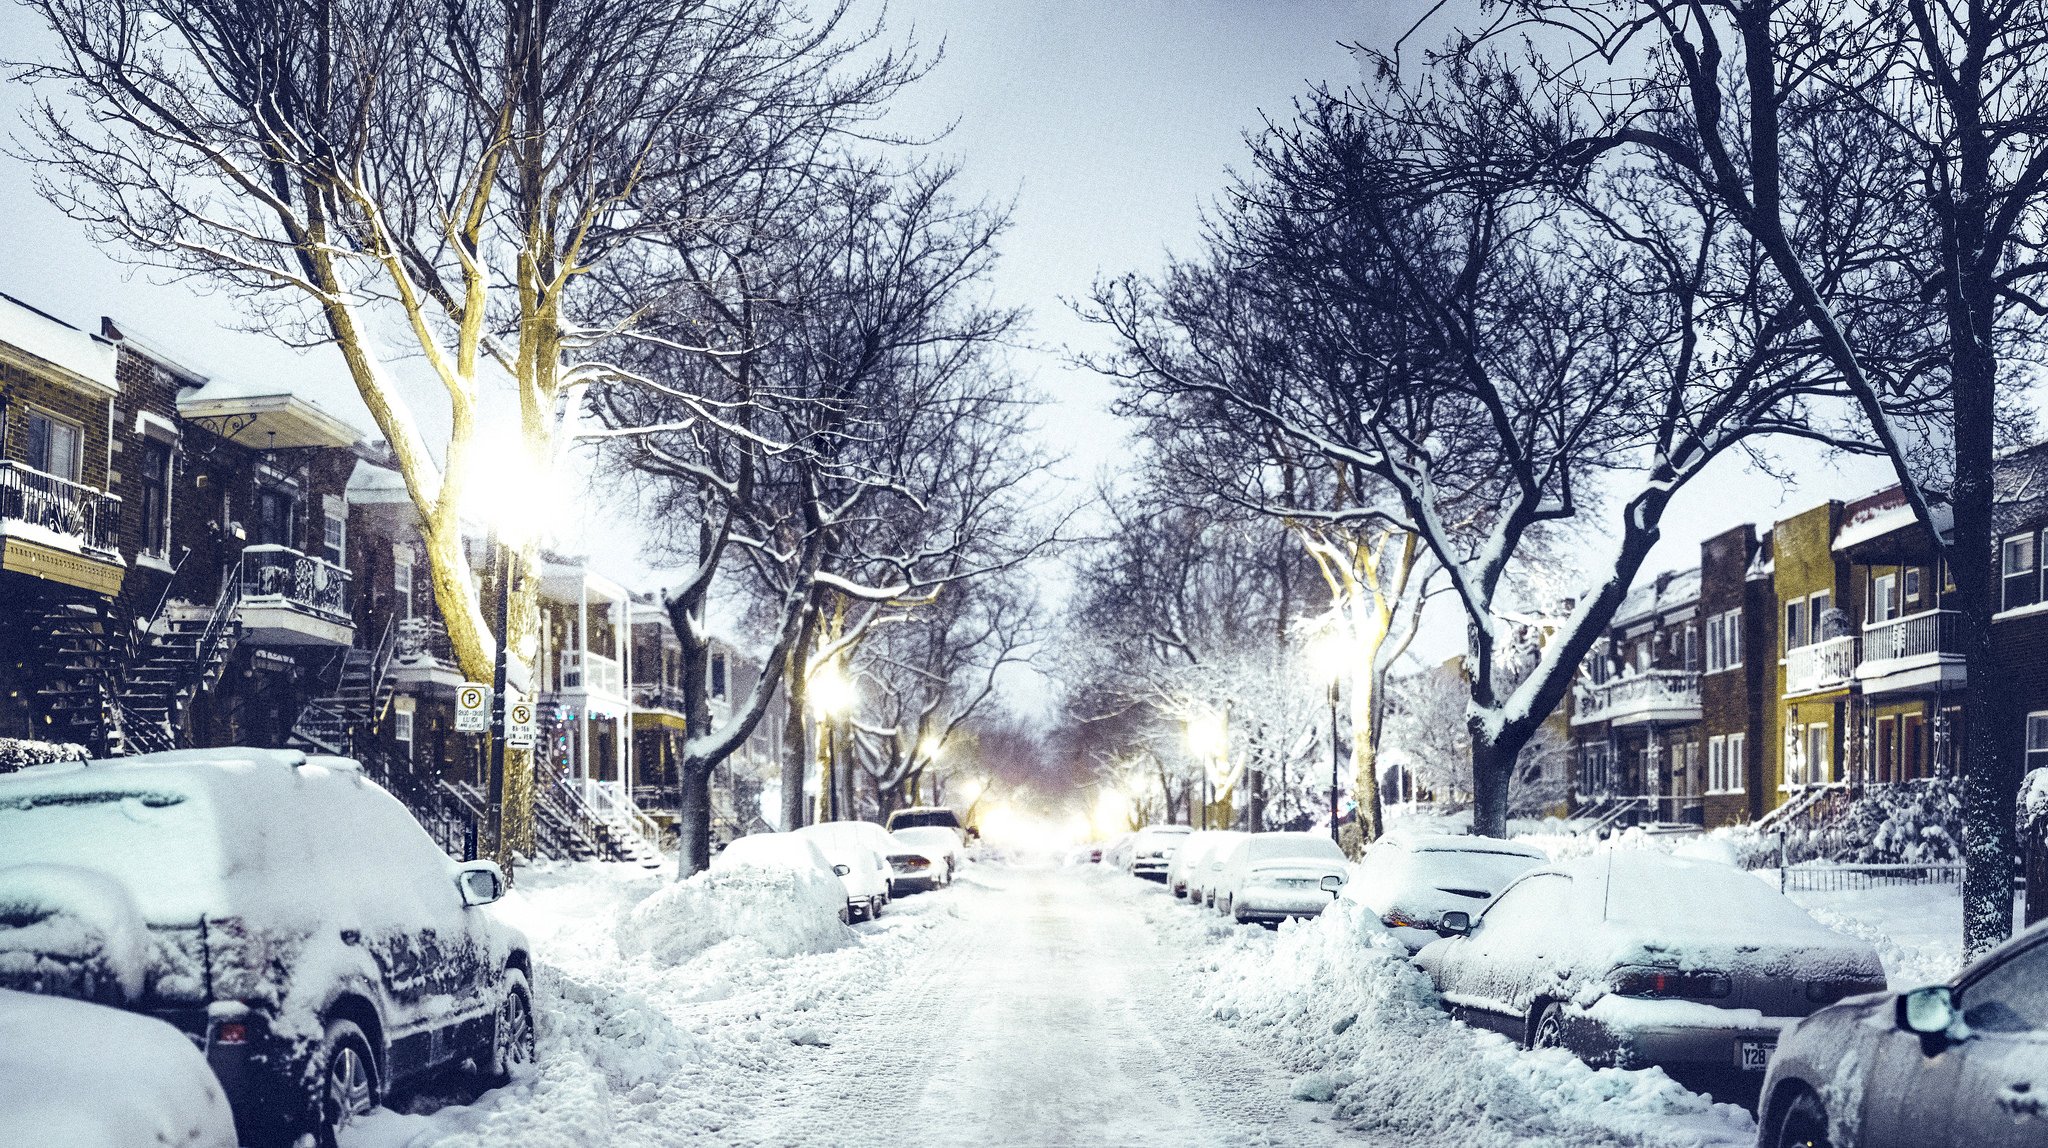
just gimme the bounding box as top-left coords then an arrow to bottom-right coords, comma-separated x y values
713,866 -> 1368,1147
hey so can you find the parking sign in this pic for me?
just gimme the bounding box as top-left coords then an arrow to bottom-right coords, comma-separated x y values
506,699 -> 537,749
455,682 -> 491,732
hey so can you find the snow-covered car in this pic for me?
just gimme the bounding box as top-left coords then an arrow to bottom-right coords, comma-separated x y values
1415,852 -> 1885,1090
891,826 -> 962,885
886,806 -> 968,845
0,749 -> 535,1148
1165,830 -> 1235,900
1211,832 -> 1349,924
1756,916 -> 2048,1148
1348,833 -> 1548,952
1125,824 -> 1193,882
0,988 -> 237,1147
1183,830 -> 1248,906
837,819 -> 938,897
713,832 -> 859,921
795,822 -> 892,921
1102,831 -> 1140,871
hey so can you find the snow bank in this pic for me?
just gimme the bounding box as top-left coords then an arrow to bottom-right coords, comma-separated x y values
615,862 -> 853,965
1135,889 -> 1753,1147
0,988 -> 236,1147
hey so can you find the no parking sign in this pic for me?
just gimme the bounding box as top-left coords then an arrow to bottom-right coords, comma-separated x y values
506,699 -> 537,749
455,682 -> 491,733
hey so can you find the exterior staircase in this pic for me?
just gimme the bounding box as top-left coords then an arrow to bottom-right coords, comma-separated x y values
288,620 -> 398,754
28,597 -> 127,758
116,565 -> 244,753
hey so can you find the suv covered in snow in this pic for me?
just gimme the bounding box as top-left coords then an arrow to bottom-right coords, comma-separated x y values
0,749 -> 534,1146
886,806 -> 967,841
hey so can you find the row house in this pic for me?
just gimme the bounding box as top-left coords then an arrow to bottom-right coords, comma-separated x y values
0,291 -> 785,862
1570,464 -> 2039,831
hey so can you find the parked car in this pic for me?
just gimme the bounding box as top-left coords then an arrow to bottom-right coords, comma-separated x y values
1102,831 -> 1141,871
1165,830 -> 1236,900
795,823 -> 892,921
892,826 -> 962,885
1348,833 -> 1548,952
1184,830 -> 1249,907
714,831 -> 857,921
1414,852 -> 1885,1095
0,749 -> 535,1147
1126,824 -> 1193,882
887,806 -> 968,845
1211,832 -> 1350,924
1756,916 -> 2048,1148
0,988 -> 237,1147
834,820 -> 936,897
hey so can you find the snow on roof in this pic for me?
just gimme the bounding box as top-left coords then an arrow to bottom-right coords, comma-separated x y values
0,293 -> 117,394
1612,566 -> 1700,628
1833,497 -> 1951,552
345,457 -> 410,505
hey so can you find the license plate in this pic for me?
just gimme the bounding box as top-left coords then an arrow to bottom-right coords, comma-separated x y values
1738,1041 -> 1775,1071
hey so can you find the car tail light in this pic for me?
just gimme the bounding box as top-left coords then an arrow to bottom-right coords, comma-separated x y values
213,1022 -> 248,1045
1806,977 -> 1886,1005
1609,966 -> 1731,1000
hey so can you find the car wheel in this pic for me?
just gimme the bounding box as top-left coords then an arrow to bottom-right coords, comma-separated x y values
310,1018 -> 378,1148
487,970 -> 537,1084
1530,1003 -> 1566,1052
1231,899 -> 1249,924
870,895 -> 883,918
1774,1088 -> 1832,1148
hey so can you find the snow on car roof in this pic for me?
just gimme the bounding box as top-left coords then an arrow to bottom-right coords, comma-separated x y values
1397,835 -> 1547,859
1245,833 -> 1347,861
714,832 -> 832,874
1545,852 -> 1833,934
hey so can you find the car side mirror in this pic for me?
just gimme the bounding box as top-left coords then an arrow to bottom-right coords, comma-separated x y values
1438,910 -> 1472,937
1898,985 -> 1957,1037
833,863 -> 851,876
1320,874 -> 1345,893
456,860 -> 506,907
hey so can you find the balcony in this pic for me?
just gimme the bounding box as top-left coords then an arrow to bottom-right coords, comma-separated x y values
389,617 -> 464,692
560,649 -> 624,698
1858,609 -> 1965,695
1783,636 -> 1857,697
238,544 -> 355,646
631,682 -> 688,714
1572,669 -> 1702,727
0,461 -> 124,595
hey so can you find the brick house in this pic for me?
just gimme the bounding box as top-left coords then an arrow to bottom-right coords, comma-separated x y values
1570,566 -> 1704,825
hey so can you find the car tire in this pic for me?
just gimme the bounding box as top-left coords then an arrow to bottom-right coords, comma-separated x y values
486,970 -> 537,1085
1530,1002 -> 1566,1052
308,1018 -> 379,1148
1773,1088 -> 1831,1148
869,895 -> 883,919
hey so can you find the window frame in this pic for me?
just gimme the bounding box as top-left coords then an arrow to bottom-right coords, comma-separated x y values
2005,533 -> 2040,611
1809,590 -> 1834,641
24,407 -> 84,483
1785,598 -> 1809,652
139,438 -> 173,558
1872,572 -> 1898,624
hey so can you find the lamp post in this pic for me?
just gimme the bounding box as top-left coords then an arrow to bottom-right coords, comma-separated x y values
1327,676 -> 1341,846
809,659 -> 857,821
1186,710 -> 1228,832
1308,625 -> 1352,847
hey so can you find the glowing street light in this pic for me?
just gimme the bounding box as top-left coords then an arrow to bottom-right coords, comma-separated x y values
808,659 -> 858,716
1305,620 -> 1353,848
1186,709 -> 1230,831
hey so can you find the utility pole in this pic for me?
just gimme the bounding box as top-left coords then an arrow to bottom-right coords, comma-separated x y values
1328,676 -> 1341,846
485,531 -> 515,866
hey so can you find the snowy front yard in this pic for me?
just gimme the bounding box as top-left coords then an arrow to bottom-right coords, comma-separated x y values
339,859 -> 1970,1148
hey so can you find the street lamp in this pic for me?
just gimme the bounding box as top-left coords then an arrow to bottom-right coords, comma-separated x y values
809,659 -> 858,821
1308,626 -> 1353,846
1186,710 -> 1228,831
464,426 -> 567,864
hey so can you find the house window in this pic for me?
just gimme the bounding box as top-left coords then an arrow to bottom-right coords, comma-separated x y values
1705,609 -> 1744,672
394,710 -> 415,758
2027,713 -> 2048,771
1785,721 -> 1806,788
1904,567 -> 1922,605
2004,534 -> 2038,610
1871,573 -> 1897,623
1809,590 -> 1833,640
392,544 -> 414,619
25,409 -> 83,482
709,651 -> 728,699
140,439 -> 172,557
1683,626 -> 1699,671
320,496 -> 345,566
1727,732 -> 1746,794
1808,724 -> 1831,784
1785,598 -> 1808,651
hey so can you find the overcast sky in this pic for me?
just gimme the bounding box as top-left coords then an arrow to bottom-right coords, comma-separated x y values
0,1 -> 1899,698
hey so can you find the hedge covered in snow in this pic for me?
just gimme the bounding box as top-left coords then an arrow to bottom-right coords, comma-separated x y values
0,739 -> 88,774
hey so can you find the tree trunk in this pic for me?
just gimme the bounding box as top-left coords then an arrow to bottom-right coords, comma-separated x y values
1352,669 -> 1386,843
1247,767 -> 1264,832
678,765 -> 712,875
781,683 -> 809,832
1469,734 -> 1520,838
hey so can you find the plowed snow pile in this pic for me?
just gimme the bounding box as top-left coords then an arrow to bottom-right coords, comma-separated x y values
615,862 -> 852,964
1132,889 -> 1755,1148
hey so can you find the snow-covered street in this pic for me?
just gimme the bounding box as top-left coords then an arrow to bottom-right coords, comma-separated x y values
347,863 -> 1373,1148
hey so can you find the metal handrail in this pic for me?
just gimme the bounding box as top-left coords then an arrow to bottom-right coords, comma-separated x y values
1861,609 -> 1960,662
240,544 -> 352,620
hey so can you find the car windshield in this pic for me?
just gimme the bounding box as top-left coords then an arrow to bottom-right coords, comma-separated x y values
1403,849 -> 1542,895
0,783 -> 222,922
890,810 -> 961,831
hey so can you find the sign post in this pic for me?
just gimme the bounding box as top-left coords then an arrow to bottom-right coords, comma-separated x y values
506,698 -> 537,750
456,682 -> 491,733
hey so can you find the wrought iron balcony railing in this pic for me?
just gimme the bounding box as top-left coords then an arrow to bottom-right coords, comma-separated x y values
0,460 -> 121,554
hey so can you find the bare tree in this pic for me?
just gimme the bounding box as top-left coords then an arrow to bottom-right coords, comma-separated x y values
1093,61 -> 1859,838
16,0 -> 912,860
1488,0 -> 2048,955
